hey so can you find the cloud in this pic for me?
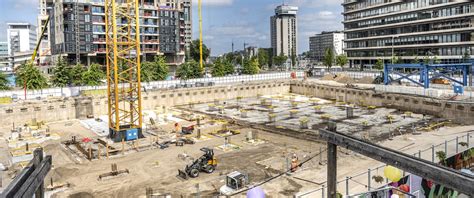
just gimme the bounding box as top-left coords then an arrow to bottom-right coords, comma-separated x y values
192,0 -> 233,7
288,0 -> 343,8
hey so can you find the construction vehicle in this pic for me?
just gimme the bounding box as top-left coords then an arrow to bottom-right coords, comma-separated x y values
219,171 -> 249,195
177,148 -> 216,179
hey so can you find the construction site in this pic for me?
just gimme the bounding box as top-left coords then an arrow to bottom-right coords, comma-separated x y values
0,74 -> 472,197
0,0 -> 473,197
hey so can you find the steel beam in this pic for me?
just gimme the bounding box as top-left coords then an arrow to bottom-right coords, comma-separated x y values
318,129 -> 474,195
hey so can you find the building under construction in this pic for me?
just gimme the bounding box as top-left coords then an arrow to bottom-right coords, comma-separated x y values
40,0 -> 191,70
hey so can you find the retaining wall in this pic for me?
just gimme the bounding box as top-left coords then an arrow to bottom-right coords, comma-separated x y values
291,81 -> 474,124
0,81 -> 290,125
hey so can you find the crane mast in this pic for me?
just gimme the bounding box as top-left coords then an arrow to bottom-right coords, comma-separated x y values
104,0 -> 143,142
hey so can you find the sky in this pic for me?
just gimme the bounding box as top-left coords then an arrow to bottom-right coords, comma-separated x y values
0,0 -> 344,55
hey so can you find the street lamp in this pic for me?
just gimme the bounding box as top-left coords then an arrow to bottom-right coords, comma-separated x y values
391,35 -> 399,64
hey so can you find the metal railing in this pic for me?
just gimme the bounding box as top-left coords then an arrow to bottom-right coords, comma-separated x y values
295,131 -> 472,198
0,72 -> 304,100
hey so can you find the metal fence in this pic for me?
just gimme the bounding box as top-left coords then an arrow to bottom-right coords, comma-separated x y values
0,72 -> 304,100
295,131 -> 473,198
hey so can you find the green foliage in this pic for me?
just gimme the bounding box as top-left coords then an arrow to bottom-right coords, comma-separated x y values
257,48 -> 270,68
391,56 -> 402,64
412,56 -> 420,64
211,58 -> 226,77
51,58 -> 72,87
272,54 -> 288,68
71,64 -> 86,86
433,56 -> 441,64
243,58 -> 260,75
336,54 -> 348,67
291,49 -> 297,67
177,60 -> 203,80
462,50 -> 471,62
375,59 -> 384,70
212,58 -> 234,77
0,71 -> 10,90
141,56 -> 169,82
323,48 -> 334,69
190,39 -> 210,63
81,63 -> 105,86
16,63 -> 48,90
436,151 -> 447,165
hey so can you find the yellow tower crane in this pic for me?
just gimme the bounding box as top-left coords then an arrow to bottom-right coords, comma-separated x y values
198,0 -> 203,69
104,0 -> 143,142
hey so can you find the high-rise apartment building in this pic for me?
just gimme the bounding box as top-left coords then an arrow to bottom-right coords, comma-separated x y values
271,5 -> 298,57
343,0 -> 474,66
7,23 -> 37,56
45,0 -> 191,67
309,31 -> 344,63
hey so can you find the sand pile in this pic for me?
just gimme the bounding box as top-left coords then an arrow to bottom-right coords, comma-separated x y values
357,76 -> 375,84
321,74 -> 336,80
334,74 -> 355,84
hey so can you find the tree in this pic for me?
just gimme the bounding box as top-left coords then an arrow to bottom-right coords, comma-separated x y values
257,49 -> 270,68
211,58 -> 226,77
51,58 -> 72,87
177,60 -> 203,80
272,54 -> 288,69
190,40 -> 210,63
463,50 -> 471,63
243,57 -> 260,75
0,71 -> 10,90
16,63 -> 48,90
223,59 -> 234,75
81,63 -> 105,86
291,48 -> 297,68
323,48 -> 334,69
141,55 -> 169,82
391,56 -> 402,64
336,54 -> 348,68
71,64 -> 86,86
375,59 -> 384,70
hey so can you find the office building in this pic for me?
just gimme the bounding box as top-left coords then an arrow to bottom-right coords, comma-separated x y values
309,31 -> 344,62
271,5 -> 298,57
343,0 -> 474,66
7,23 -> 37,56
45,0 -> 191,67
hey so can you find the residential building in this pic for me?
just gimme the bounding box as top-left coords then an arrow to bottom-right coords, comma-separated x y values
309,31 -> 344,63
0,42 -> 9,68
343,0 -> 474,66
245,46 -> 259,58
270,5 -> 298,57
37,0 -> 53,67
7,23 -> 37,56
45,0 -> 191,68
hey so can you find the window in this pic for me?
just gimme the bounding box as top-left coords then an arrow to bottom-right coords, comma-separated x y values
85,15 -> 90,22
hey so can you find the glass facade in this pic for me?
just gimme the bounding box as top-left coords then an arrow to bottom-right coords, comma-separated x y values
343,0 -> 474,64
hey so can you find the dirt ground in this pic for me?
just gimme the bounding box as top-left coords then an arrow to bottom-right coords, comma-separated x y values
0,95 -> 471,197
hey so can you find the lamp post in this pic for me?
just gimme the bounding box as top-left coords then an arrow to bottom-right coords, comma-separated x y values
391,35 -> 399,64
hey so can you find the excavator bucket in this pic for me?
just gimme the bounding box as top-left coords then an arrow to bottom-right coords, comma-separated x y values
177,169 -> 188,180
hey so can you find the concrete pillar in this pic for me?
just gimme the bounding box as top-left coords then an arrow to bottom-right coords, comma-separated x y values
327,122 -> 337,198
327,142 -> 337,198
346,107 -> 354,119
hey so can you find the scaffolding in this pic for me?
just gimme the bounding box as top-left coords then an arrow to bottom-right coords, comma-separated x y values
384,63 -> 471,88
105,0 -> 143,142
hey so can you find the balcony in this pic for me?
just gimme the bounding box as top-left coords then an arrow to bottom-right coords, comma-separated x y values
96,48 -> 106,53
143,39 -> 159,44
93,38 -> 106,43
